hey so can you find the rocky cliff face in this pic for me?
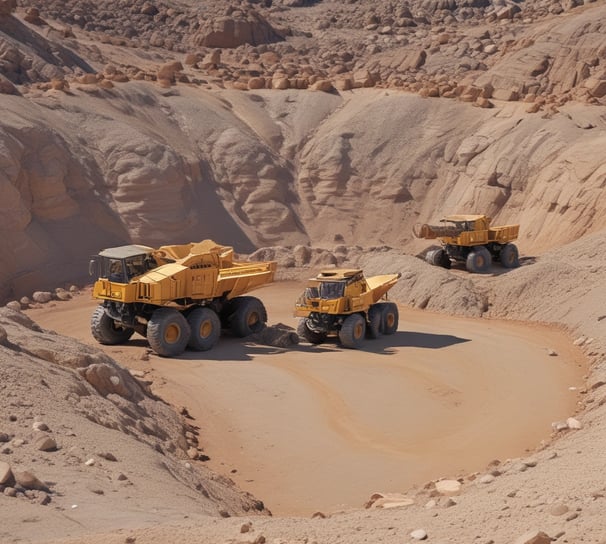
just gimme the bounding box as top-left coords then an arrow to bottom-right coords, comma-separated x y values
0,0 -> 605,299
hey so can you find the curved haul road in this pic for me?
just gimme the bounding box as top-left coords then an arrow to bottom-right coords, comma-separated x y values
27,281 -> 585,516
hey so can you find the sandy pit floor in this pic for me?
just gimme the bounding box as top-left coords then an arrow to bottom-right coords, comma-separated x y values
26,281 -> 586,516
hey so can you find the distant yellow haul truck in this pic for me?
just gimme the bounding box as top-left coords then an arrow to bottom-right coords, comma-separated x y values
89,240 -> 276,357
413,214 -> 520,273
294,269 -> 401,349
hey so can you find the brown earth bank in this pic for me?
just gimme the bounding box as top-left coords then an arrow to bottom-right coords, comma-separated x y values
1,0 -> 606,542
2,233 -> 606,543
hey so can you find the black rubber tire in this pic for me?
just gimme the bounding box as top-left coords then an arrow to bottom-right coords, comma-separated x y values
425,248 -> 442,266
381,302 -> 399,335
499,243 -> 520,268
230,296 -> 268,337
90,305 -> 134,345
297,319 -> 328,345
147,308 -> 191,357
187,307 -> 221,351
466,246 -> 492,273
338,313 -> 366,349
367,304 -> 383,338
219,299 -> 237,329
426,248 -> 450,268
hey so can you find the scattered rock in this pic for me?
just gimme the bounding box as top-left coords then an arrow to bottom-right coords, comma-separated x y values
32,292 -> 52,304
365,492 -> 414,509
513,530 -> 552,544
435,479 -> 461,495
410,528 -> 428,540
479,474 -> 495,484
0,461 -> 15,486
5,301 -> 21,312
32,421 -> 49,432
13,470 -> 50,492
247,324 -> 299,348
98,452 -> 118,462
35,435 -> 57,452
566,417 -> 582,429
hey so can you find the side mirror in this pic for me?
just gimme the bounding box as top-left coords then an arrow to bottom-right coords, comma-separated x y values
89,257 -> 98,277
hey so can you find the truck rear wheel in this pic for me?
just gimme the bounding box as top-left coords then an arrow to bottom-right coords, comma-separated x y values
230,296 -> 267,337
297,319 -> 327,345
187,307 -> 221,351
367,304 -> 383,338
147,308 -> 191,357
466,246 -> 491,273
91,305 -> 134,345
381,302 -> 399,335
499,243 -> 520,268
339,313 -> 366,349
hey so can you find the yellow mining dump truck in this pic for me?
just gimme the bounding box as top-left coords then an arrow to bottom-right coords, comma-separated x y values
413,214 -> 520,273
294,269 -> 401,349
89,240 -> 277,357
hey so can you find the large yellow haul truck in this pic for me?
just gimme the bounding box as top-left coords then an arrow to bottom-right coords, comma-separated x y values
294,268 -> 401,349
89,240 -> 276,357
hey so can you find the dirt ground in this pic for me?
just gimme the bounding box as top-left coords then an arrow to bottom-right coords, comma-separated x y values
25,281 -> 586,517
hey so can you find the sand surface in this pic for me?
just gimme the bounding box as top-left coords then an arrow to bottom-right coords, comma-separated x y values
26,281 -> 586,516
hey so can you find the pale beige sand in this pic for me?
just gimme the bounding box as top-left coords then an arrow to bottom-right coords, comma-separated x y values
27,281 -> 585,517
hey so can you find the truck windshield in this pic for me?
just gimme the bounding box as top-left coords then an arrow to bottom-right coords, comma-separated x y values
101,254 -> 151,282
104,258 -> 127,283
319,281 -> 344,299
124,254 -> 150,279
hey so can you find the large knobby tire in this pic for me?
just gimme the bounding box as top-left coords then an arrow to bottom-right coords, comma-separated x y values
187,307 -> 221,351
339,313 -> 366,349
381,302 -> 399,335
230,296 -> 268,337
297,319 -> 328,345
147,308 -> 191,357
367,304 -> 383,339
91,305 -> 134,345
466,246 -> 492,273
426,248 -> 451,269
499,243 -> 520,268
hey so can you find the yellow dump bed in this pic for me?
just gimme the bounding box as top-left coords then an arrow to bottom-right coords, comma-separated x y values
92,239 -> 276,306
413,214 -> 519,246
366,274 -> 401,303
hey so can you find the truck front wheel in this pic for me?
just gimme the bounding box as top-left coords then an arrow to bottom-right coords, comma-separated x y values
147,308 -> 191,357
91,305 -> 134,345
297,319 -> 327,345
339,313 -> 366,349
187,307 -> 221,351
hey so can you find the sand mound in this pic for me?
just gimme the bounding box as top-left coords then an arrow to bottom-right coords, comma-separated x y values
0,306 -> 268,542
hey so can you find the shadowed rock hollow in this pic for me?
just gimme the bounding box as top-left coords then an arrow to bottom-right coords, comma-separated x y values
1,0 -> 606,299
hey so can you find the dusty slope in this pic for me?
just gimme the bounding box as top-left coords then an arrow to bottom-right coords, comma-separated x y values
0,307 -> 268,544
2,230 -> 605,544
